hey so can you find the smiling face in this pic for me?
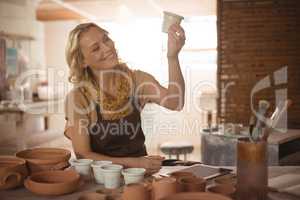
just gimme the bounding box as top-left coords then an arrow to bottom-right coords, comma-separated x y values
79,26 -> 119,71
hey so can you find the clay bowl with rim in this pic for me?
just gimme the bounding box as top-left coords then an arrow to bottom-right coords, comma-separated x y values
16,148 -> 71,173
214,174 -> 237,186
161,192 -> 233,200
178,176 -> 206,192
169,171 -> 196,180
169,171 -> 196,192
0,156 -> 28,190
207,184 -> 236,198
24,169 -> 80,196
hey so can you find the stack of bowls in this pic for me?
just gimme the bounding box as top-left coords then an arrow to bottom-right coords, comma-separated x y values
16,148 -> 71,174
0,156 -> 28,190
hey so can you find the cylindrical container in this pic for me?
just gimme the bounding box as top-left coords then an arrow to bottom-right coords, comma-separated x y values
122,168 -> 146,185
236,138 -> 268,200
70,159 -> 93,180
162,11 -> 184,33
101,164 -> 123,189
91,160 -> 112,184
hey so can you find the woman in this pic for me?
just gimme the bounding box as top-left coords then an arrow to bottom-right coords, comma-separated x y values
64,22 -> 185,174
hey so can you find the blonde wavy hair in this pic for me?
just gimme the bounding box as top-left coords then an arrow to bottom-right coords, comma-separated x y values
65,22 -> 108,84
65,23 -> 134,120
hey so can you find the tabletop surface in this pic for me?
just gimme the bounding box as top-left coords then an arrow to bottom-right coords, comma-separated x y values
1,166 -> 300,200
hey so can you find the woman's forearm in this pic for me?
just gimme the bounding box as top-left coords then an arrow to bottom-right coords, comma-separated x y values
77,151 -> 139,168
167,56 -> 185,110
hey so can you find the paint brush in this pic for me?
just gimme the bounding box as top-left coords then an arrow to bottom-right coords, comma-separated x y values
252,100 -> 270,141
249,115 -> 256,141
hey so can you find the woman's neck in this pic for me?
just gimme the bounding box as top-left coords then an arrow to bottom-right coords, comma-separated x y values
90,66 -> 117,92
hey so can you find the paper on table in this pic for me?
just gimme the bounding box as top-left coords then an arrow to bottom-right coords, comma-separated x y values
269,173 -> 300,196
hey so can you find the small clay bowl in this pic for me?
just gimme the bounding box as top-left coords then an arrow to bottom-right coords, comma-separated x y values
214,174 -> 236,186
24,169 -> 80,196
16,148 -> 71,173
161,192 -> 233,200
207,184 -> 236,197
178,176 -> 206,192
169,171 -> 195,180
0,156 -> 28,190
169,171 -> 196,192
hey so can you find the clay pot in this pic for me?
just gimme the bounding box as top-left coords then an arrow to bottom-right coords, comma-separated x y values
24,169 -> 80,196
122,183 -> 150,200
161,192 -> 233,200
169,171 -> 195,192
178,176 -> 206,192
207,184 -> 236,198
0,156 -> 28,190
16,148 -> 71,174
152,177 -> 177,200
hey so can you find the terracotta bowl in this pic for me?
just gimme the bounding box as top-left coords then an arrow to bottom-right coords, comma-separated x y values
161,192 -> 233,200
24,169 -> 80,196
178,176 -> 206,192
169,171 -> 195,180
169,171 -> 196,192
207,184 -> 236,197
0,156 -> 28,190
214,174 -> 236,186
16,148 -> 71,173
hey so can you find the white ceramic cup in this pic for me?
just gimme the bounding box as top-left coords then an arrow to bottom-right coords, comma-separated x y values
91,160 -> 113,184
101,164 -> 124,189
70,159 -> 93,179
122,168 -> 146,185
162,11 -> 184,33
